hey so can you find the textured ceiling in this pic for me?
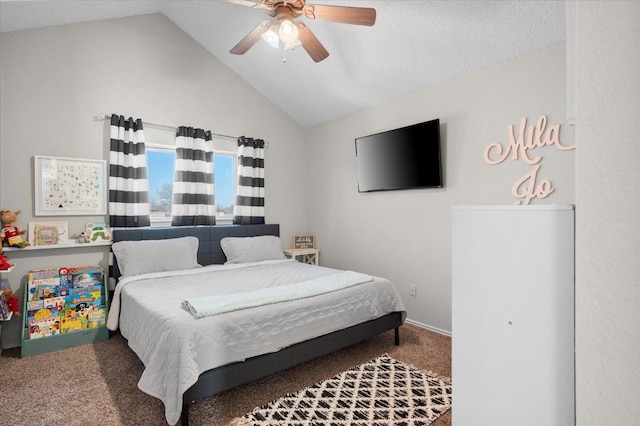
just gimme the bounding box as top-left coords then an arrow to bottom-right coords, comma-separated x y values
0,0 -> 566,128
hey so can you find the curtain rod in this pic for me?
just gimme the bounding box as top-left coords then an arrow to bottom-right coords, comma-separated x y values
96,113 -> 238,141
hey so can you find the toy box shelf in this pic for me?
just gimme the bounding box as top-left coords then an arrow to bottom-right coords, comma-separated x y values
21,323 -> 108,357
20,270 -> 109,358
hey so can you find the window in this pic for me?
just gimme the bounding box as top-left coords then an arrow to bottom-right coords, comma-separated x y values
147,148 -> 175,221
146,144 -> 236,226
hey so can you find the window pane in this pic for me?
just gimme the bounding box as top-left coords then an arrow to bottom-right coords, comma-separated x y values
147,148 -> 236,224
147,150 -> 175,219
215,155 -> 234,218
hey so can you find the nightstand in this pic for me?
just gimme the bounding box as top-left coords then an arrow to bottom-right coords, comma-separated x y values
283,248 -> 319,266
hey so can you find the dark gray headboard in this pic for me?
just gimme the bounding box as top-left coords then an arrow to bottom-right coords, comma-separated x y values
110,224 -> 280,282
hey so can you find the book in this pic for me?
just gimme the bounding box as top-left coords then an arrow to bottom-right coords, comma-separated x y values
69,285 -> 101,296
0,290 -> 10,320
27,279 -> 60,302
27,269 -> 62,302
85,222 -> 111,244
28,222 -> 68,246
87,308 -> 106,328
58,286 -> 70,298
60,317 -> 86,333
37,284 -> 61,300
65,291 -> 101,306
26,307 -> 61,338
34,225 -> 60,245
69,267 -> 103,288
58,268 -> 71,287
26,307 -> 60,322
28,317 -> 61,339
26,300 -> 44,311
65,292 -> 102,320
42,296 -> 65,314
28,268 -> 60,281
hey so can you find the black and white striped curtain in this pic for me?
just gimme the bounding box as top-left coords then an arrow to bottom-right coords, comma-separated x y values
233,136 -> 265,225
171,126 -> 216,226
109,114 -> 150,227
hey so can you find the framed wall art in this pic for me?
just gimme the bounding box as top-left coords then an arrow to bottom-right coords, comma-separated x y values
34,155 -> 107,216
28,222 -> 69,245
293,235 -> 315,249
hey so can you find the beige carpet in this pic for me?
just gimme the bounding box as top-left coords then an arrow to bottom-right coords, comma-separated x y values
0,323 -> 451,426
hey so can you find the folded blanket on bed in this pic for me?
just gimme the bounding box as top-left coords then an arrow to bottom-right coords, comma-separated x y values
182,270 -> 373,319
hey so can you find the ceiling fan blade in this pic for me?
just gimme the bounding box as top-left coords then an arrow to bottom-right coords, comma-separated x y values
303,4 -> 376,26
297,23 -> 329,63
230,20 -> 272,55
224,0 -> 268,10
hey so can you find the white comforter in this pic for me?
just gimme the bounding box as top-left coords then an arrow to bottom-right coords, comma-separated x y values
108,259 -> 406,425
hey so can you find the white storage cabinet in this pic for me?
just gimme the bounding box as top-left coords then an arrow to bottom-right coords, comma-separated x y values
452,205 -> 575,426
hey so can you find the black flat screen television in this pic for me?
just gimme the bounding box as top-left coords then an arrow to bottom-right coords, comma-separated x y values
355,118 -> 443,192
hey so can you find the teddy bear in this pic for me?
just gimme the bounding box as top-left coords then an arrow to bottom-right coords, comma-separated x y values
0,210 -> 29,248
77,227 -> 92,243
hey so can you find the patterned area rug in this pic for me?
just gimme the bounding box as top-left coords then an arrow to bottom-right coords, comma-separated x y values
231,354 -> 452,426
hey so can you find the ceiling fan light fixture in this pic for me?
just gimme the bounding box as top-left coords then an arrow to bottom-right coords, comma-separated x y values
261,26 -> 280,48
278,19 -> 299,44
228,0 -> 376,63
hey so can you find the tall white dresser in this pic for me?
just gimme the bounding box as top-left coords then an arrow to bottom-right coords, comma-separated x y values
451,205 -> 575,426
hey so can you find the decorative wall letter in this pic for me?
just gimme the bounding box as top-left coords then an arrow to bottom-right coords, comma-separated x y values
484,116 -> 575,205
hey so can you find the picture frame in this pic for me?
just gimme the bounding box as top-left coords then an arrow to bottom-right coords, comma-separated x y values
34,155 -> 107,216
28,222 -> 69,246
293,234 -> 315,250
85,222 -> 111,244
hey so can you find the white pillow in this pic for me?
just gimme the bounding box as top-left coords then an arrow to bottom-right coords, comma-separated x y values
221,235 -> 285,264
112,236 -> 201,278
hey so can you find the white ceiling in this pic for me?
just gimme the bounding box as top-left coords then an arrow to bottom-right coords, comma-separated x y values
0,0 -> 566,128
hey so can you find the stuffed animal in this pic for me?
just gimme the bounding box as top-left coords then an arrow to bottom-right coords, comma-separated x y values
3,289 -> 20,316
77,228 -> 92,243
0,256 -> 11,270
0,277 -> 19,316
0,252 -> 13,270
0,210 -> 29,248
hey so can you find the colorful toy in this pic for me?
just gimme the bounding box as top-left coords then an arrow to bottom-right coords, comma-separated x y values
0,252 -> 13,270
0,210 -> 30,248
4,289 -> 20,315
77,228 -> 92,244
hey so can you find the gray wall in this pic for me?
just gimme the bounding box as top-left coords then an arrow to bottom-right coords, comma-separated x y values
0,14 -> 308,347
305,42 -> 574,333
575,2 -> 640,424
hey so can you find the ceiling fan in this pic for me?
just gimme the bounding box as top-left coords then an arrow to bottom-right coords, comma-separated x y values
226,0 -> 376,62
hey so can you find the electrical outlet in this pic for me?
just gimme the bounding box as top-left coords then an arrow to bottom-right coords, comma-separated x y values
409,284 -> 417,297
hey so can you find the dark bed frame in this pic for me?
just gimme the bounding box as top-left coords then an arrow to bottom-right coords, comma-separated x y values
110,224 -> 404,426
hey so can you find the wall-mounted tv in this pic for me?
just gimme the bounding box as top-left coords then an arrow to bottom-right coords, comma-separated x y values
355,118 -> 443,193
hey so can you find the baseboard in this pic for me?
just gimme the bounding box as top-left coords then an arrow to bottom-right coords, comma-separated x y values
405,318 -> 452,337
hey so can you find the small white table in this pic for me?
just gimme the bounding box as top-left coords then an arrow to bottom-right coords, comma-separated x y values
283,248 -> 319,266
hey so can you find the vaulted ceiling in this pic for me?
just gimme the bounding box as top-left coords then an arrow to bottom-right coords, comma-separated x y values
0,1 -> 566,128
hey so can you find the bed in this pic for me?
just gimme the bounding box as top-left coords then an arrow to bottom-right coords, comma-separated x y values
107,224 -> 406,425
